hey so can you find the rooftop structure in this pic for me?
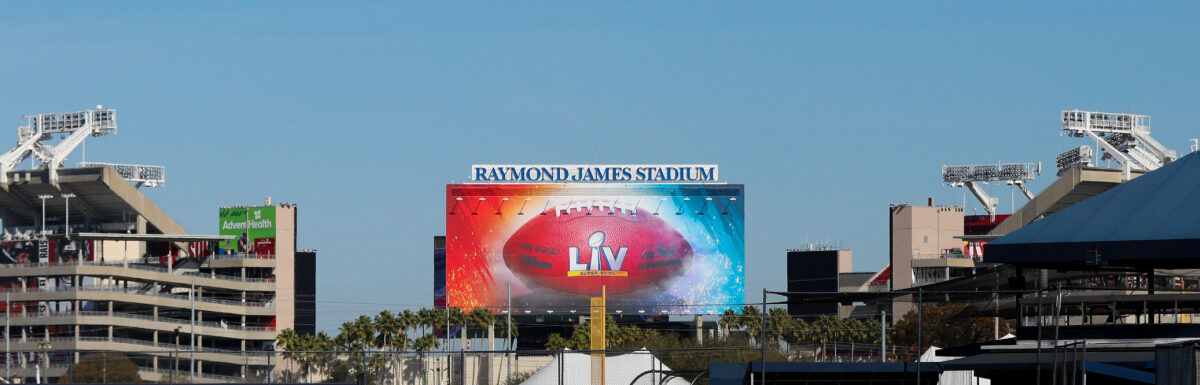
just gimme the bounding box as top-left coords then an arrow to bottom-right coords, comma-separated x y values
0,107 -> 313,383
1059,109 -> 1177,180
942,162 -> 1040,221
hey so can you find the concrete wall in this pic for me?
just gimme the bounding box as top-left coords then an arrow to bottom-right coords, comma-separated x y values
273,205 -> 296,333
889,204 -> 964,291
889,204 -> 963,320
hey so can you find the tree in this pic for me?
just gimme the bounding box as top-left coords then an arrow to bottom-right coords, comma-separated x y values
398,309 -> 419,339
61,352 -> 143,383
543,316 -> 651,350
718,308 -> 739,337
765,307 -> 793,344
277,329 -> 336,382
417,308 -> 441,339
740,306 -> 764,344
892,302 -> 1013,360
374,310 -> 409,351
494,312 -> 519,350
467,307 -> 495,348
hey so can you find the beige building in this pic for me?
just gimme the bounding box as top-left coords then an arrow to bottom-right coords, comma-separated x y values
0,166 -> 313,383
888,202 -> 972,318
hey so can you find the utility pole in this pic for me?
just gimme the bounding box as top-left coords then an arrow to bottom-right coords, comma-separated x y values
172,327 -> 180,385
506,282 -> 512,384
916,289 -> 922,385
760,289 -> 766,385
5,292 -> 9,381
190,280 -> 195,382
880,310 -> 886,363
446,305 -> 451,383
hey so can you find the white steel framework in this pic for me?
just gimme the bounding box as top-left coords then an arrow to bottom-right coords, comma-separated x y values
78,162 -> 165,187
0,106 -> 165,188
1061,109 -> 1177,180
1055,146 -> 1093,176
942,162 -> 1041,221
0,106 -> 116,184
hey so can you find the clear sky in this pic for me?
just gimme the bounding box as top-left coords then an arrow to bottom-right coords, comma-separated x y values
2,2 -> 1197,332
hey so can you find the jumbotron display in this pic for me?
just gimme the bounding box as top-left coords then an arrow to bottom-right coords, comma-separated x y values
446,183 -> 744,314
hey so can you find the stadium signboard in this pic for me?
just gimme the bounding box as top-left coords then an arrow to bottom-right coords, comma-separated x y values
218,206 -> 276,256
471,164 -> 718,183
445,183 -> 744,314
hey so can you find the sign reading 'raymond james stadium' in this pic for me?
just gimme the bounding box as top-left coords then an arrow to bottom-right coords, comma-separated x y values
471,164 -> 719,183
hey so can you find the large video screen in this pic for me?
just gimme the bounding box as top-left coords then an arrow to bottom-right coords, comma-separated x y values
446,184 -> 744,314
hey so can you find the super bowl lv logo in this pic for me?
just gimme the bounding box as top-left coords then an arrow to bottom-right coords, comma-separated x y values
567,231 -> 628,277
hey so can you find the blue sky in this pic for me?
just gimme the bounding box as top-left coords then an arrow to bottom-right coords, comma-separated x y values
2,2 -> 1197,332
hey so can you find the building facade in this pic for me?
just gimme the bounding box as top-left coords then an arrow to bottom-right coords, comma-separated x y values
0,166 -> 313,383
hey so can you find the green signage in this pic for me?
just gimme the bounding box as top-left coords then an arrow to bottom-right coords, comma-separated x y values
218,206 -> 276,253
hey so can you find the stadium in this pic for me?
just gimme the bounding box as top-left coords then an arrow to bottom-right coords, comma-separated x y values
0,107 -> 315,383
4,105 -> 1200,385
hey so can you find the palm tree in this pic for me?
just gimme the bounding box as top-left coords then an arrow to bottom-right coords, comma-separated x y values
417,308 -> 440,339
494,314 -> 518,350
766,307 -> 792,342
374,311 -> 405,351
336,315 -> 377,380
467,307 -> 495,349
447,307 -> 467,350
740,306 -> 763,345
398,309 -> 419,339
275,329 -> 336,382
718,308 -> 739,338
374,310 -> 409,384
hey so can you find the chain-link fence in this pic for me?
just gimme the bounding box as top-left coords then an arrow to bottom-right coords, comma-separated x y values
0,347 -> 802,385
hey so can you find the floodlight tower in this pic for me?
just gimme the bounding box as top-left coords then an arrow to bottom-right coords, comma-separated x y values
942,162 -> 1041,221
0,106 -> 116,184
1060,109 -> 1177,180
0,106 -> 165,188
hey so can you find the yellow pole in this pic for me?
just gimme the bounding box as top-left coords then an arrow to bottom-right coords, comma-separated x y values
590,286 -> 607,385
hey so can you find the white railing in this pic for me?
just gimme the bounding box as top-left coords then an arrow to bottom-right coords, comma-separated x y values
9,311 -> 275,332
0,286 -> 273,307
0,261 -> 274,283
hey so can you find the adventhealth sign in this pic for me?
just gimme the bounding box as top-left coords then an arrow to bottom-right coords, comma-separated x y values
471,164 -> 719,183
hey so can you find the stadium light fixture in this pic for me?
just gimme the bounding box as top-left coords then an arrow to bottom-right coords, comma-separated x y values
942,162 -> 1040,221
1056,146 -> 1093,176
78,162 -> 165,188
1,106 -> 117,184
61,193 -> 75,237
1060,109 -> 1177,180
36,194 -> 52,235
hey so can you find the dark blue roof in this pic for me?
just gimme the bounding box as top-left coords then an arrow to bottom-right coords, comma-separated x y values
987,151 -> 1200,267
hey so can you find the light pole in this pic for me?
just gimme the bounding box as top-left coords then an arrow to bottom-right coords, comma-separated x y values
172,327 -> 181,385
60,194 -> 75,238
36,195 -> 52,236
37,342 -> 51,384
